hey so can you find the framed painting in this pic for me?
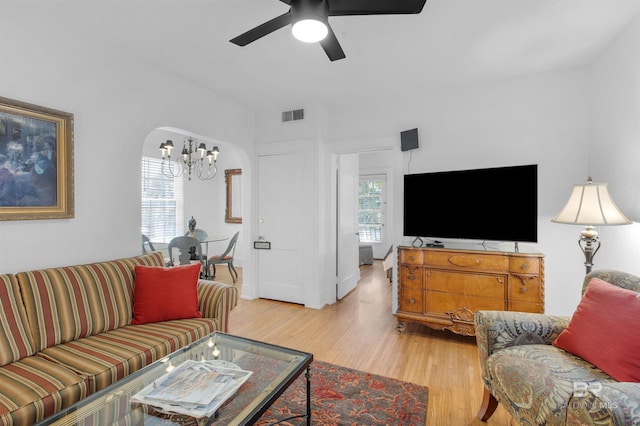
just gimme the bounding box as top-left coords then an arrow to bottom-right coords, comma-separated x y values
0,96 -> 74,220
225,168 -> 242,223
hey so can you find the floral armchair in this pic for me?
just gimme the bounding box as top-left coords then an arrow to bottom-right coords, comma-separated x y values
474,269 -> 640,425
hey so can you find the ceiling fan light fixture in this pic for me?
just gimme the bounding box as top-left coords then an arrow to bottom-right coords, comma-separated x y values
292,18 -> 328,43
230,0 -> 427,61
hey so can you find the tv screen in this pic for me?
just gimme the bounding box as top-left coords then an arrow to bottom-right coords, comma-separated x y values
403,164 -> 538,243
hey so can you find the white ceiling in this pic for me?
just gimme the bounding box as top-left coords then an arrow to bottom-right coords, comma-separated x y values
33,0 -> 640,113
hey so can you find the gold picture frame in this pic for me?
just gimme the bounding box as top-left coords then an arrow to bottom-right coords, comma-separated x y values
0,96 -> 74,220
225,168 -> 242,224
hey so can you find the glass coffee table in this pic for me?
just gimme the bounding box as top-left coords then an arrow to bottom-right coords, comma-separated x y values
38,332 -> 313,426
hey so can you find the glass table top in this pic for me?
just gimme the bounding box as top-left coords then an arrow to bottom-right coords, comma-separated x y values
38,332 -> 313,426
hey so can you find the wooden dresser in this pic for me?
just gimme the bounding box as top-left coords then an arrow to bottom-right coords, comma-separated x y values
396,245 -> 544,336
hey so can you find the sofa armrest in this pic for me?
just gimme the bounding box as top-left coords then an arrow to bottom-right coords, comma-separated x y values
197,280 -> 238,333
566,382 -> 640,425
474,310 -> 570,379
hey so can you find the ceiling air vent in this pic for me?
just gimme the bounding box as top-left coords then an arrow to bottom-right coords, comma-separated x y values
282,108 -> 304,123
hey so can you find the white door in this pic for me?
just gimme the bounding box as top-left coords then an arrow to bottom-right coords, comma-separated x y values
337,153 -> 360,299
257,151 -> 311,304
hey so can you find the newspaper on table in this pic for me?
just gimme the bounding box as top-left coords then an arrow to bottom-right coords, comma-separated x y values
131,359 -> 252,419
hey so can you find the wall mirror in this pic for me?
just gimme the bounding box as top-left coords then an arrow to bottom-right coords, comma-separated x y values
225,169 -> 242,223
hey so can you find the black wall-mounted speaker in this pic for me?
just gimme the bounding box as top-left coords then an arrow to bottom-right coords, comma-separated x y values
401,128 -> 419,151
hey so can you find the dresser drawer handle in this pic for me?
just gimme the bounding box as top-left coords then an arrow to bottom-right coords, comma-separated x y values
409,298 -> 416,304
521,263 -> 529,270
497,278 -> 504,283
408,255 -> 414,261
409,274 -> 415,280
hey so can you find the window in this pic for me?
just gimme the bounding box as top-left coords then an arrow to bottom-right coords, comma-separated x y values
141,157 -> 184,243
358,175 -> 385,243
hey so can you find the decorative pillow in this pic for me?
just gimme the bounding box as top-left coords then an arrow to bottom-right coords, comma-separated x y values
553,278 -> 640,382
132,264 -> 202,325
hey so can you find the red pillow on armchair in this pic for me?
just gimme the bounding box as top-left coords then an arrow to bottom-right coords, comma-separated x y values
132,263 -> 202,325
553,278 -> 640,382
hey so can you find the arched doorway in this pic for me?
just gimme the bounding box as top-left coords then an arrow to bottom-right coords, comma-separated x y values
140,127 -> 252,295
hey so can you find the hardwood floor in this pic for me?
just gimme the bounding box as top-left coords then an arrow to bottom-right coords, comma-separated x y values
214,261 -> 513,426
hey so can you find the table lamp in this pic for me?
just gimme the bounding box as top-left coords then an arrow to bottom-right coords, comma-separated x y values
552,177 -> 631,274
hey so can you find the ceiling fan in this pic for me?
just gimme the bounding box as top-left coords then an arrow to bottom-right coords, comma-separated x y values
230,0 -> 428,61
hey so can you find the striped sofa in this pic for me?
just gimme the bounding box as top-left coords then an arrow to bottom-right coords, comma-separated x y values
0,252 -> 238,426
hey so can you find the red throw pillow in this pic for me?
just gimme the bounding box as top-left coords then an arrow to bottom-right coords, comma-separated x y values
553,278 -> 640,382
132,264 -> 202,325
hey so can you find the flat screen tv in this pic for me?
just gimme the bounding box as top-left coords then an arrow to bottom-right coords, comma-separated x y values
403,164 -> 538,243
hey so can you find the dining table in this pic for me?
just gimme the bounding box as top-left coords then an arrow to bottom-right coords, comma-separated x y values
197,236 -> 228,257
151,235 -> 229,280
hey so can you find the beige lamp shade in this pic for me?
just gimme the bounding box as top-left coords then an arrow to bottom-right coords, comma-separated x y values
552,178 -> 631,226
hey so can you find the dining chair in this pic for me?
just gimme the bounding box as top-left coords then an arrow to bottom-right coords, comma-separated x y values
168,236 -> 205,275
141,234 -> 156,254
207,231 -> 239,283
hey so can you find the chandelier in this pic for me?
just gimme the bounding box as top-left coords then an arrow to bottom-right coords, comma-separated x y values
159,137 -> 219,181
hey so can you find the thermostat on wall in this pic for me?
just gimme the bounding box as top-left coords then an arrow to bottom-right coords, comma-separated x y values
254,241 -> 271,249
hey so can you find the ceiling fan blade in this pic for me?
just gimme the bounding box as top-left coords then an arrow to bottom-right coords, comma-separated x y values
320,24 -> 346,61
230,12 -> 292,46
328,0 -> 427,16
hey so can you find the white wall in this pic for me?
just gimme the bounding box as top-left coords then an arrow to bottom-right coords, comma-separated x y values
0,4 -> 255,275
305,69 -> 588,316
2,3 -> 639,318
253,26 -> 639,316
251,70 -> 581,314
250,18 -> 640,316
587,13 -> 640,277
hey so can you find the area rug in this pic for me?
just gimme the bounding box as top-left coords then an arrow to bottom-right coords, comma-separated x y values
255,360 -> 428,426
145,360 -> 428,425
